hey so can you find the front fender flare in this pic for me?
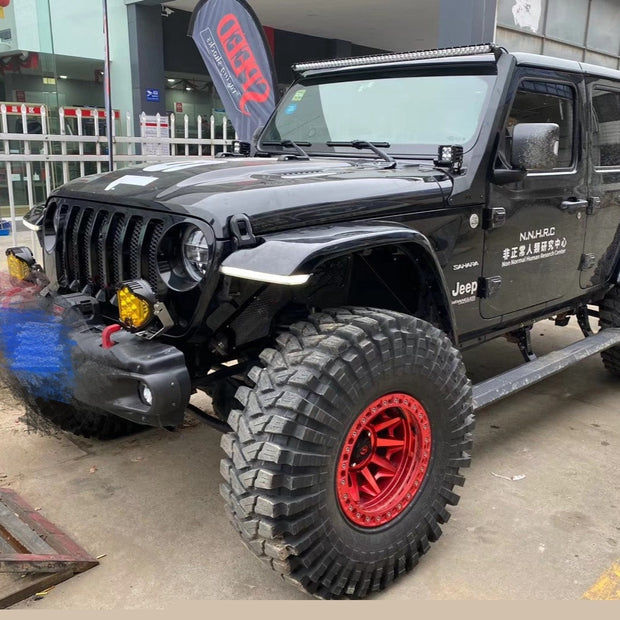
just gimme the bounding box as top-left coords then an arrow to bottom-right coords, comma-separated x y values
220,221 -> 458,343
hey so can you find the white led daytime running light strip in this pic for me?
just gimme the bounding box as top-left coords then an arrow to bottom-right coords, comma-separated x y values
220,266 -> 311,286
293,44 -> 497,73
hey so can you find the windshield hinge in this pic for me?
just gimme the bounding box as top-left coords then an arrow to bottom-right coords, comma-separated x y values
229,214 -> 257,249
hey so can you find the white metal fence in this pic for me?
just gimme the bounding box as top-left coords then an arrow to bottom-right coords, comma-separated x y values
0,103 -> 236,253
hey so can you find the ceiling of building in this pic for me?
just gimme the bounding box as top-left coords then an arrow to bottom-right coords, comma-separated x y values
163,0 -> 440,52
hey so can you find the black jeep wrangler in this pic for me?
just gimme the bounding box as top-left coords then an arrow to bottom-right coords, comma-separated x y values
2,44 -> 620,599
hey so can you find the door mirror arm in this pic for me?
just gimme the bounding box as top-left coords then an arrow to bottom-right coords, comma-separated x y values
491,168 -> 527,185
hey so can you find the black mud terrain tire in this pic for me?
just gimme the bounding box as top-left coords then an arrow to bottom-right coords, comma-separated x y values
600,287 -> 620,376
220,307 -> 474,599
31,398 -> 145,440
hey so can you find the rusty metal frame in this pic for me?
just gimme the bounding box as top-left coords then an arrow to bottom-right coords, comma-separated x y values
0,487 -> 98,574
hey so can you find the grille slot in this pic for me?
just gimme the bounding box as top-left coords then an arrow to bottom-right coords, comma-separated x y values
54,202 -> 165,297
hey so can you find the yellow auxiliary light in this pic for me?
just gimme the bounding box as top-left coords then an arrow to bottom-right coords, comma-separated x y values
117,279 -> 156,332
6,247 -> 35,282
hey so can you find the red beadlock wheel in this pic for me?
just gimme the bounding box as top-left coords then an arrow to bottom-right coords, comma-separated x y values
336,392 -> 432,528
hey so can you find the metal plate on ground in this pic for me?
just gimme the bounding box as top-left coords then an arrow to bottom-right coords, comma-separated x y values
0,487 -> 98,608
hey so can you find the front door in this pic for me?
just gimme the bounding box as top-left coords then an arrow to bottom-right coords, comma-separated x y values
481,73 -> 588,319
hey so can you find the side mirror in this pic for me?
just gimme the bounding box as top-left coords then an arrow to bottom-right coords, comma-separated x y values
511,122 -> 559,170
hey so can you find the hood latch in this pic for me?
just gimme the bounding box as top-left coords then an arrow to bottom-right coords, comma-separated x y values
229,214 -> 257,249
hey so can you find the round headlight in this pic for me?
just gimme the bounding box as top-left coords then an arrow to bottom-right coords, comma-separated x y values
182,226 -> 210,280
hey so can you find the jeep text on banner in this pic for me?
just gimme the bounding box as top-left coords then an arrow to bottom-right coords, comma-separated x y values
189,0 -> 278,142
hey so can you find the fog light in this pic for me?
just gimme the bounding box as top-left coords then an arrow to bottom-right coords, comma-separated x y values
139,383 -> 153,407
6,247 -> 35,281
117,279 -> 156,331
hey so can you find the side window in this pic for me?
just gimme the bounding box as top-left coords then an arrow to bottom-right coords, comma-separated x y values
592,89 -> 620,168
500,80 -> 575,169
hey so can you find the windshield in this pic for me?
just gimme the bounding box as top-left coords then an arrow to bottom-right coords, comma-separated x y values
259,72 -> 495,157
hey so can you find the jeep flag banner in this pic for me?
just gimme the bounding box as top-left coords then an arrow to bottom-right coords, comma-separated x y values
189,0 -> 278,142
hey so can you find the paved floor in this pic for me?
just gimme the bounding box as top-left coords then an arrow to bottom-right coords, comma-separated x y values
0,320 -> 618,606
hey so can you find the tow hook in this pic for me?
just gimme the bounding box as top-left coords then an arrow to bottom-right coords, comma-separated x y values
102,324 -> 122,349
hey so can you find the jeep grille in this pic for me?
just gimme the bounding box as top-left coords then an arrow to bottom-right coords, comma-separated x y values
49,201 -> 165,297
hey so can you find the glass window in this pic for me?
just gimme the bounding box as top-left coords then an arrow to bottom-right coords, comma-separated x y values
545,0 -> 589,46
497,0 -> 546,35
260,74 -> 495,157
592,89 -> 620,167
500,80 -> 575,169
587,0 -> 620,56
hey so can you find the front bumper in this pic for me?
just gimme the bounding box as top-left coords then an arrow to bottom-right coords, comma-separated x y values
0,280 -> 191,428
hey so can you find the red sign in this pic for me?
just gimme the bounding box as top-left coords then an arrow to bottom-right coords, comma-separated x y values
2,104 -> 43,115
15,91 -> 25,103
175,102 -> 183,113
61,107 -> 121,120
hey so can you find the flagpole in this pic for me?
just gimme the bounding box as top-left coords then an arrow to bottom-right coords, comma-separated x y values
102,0 -> 114,170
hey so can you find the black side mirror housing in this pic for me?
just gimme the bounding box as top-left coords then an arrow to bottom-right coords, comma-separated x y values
511,122 -> 560,170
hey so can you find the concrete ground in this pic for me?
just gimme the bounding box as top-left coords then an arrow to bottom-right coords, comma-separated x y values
0,318 -> 619,606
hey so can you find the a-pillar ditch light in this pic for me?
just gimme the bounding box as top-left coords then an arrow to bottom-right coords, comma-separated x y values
435,145 -> 464,173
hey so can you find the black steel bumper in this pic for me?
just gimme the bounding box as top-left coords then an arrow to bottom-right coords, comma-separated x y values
69,327 -> 191,427
0,288 -> 191,429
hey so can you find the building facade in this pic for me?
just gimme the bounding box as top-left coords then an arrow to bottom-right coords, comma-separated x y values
0,0 -> 618,131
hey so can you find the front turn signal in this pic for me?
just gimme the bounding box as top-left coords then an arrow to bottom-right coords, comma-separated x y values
117,279 -> 156,332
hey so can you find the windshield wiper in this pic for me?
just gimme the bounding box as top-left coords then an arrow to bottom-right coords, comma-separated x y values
261,139 -> 311,159
326,140 -> 396,166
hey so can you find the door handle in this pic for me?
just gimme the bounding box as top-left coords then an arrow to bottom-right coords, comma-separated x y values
559,199 -> 589,214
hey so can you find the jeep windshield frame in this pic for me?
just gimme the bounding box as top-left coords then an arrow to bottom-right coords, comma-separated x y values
258,66 -> 498,159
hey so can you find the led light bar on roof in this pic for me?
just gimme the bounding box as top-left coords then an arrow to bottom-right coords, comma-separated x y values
293,43 -> 500,73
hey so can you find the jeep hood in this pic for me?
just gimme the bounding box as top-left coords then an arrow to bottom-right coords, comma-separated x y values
49,157 -> 451,237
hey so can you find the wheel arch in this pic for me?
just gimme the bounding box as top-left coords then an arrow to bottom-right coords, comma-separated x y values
219,222 -> 458,346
